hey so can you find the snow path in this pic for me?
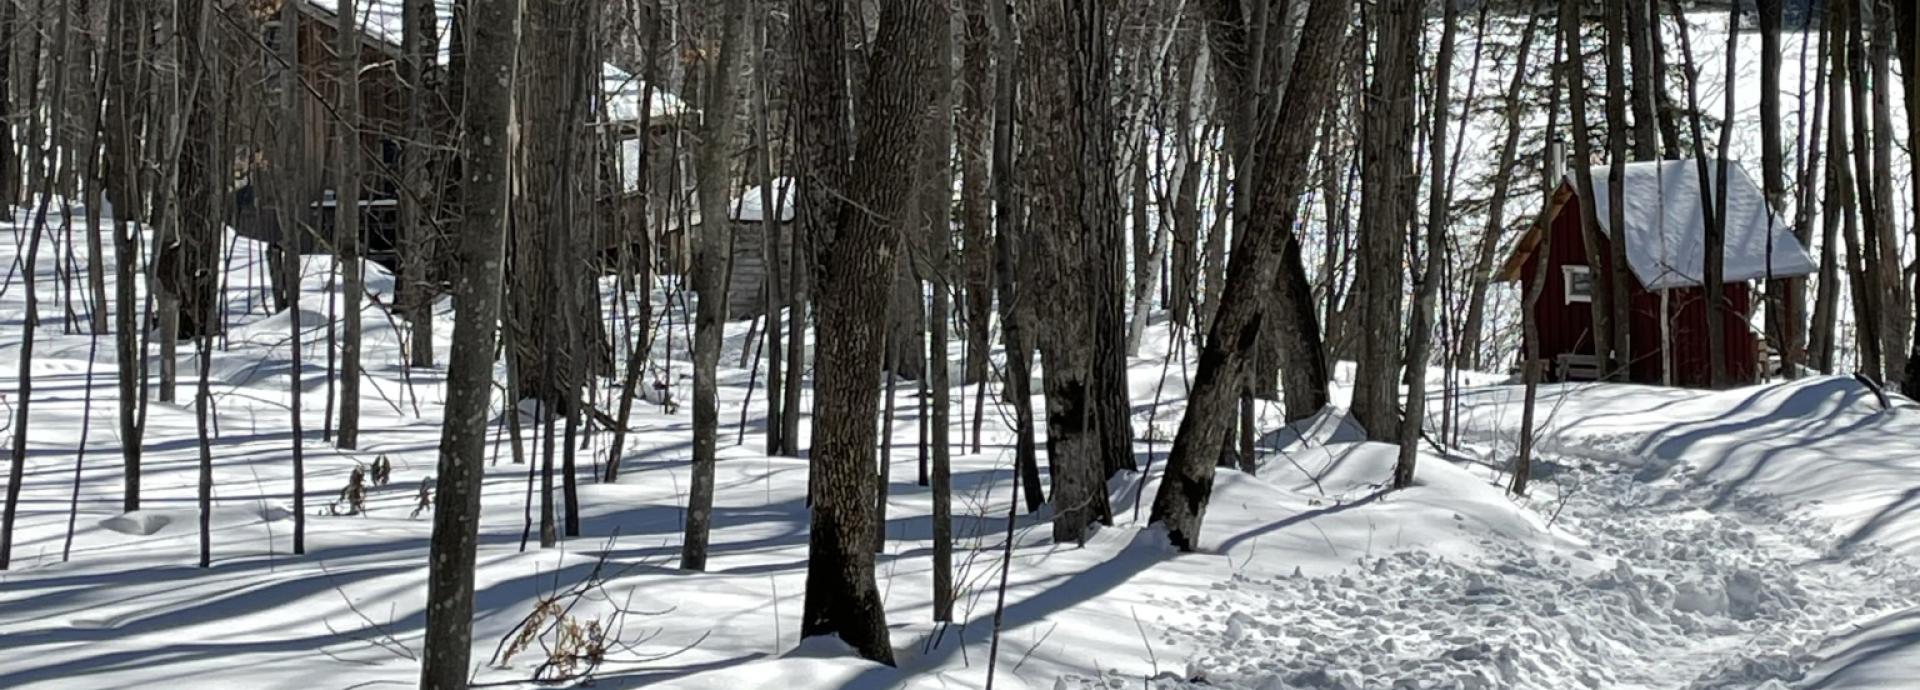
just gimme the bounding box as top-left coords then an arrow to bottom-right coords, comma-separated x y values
1062,458 -> 1920,690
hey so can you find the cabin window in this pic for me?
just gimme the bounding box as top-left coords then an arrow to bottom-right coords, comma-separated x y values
1563,265 -> 1594,304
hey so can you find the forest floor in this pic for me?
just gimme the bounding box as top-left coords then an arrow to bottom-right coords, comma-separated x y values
0,214 -> 1916,689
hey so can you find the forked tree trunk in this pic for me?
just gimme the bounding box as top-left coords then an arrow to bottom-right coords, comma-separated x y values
988,0 -> 1044,513
1024,0 -> 1116,544
798,0 -> 943,665
1398,0 -> 1455,489
1866,2 -> 1906,383
1809,3 -> 1842,372
1150,0 -> 1350,551
1352,0 -> 1419,441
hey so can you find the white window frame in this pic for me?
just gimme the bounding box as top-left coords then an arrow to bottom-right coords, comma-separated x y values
1563,265 -> 1594,304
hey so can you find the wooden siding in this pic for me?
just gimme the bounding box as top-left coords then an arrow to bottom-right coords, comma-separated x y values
722,220 -> 794,319
1518,184 -> 1761,387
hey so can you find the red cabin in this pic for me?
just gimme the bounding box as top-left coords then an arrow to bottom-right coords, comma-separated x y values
1496,160 -> 1815,388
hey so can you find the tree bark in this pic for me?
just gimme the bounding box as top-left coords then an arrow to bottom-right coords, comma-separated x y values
1458,8 -> 1545,371
1563,0 -> 1617,381
1894,0 -> 1920,397
683,0 -> 747,573
1352,0 -> 1420,441
1810,4 -> 1842,373
1399,0 -> 1455,489
959,0 -> 993,452
403,0 -> 436,369
419,0 -> 517,684
277,0 -> 307,554
1866,0 -> 1906,383
754,9 -> 784,457
917,0 -> 954,622
1757,0 -> 1793,378
1025,0 -> 1119,544
1149,0 -> 1351,551
988,0 -> 1043,513
335,0 -> 364,448
798,0 -> 943,665
1604,0 -> 1632,377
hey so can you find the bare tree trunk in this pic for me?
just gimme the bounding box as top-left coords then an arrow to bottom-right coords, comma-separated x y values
1810,2 -> 1842,372
1398,0 -> 1455,489
1352,0 -> 1419,441
918,1 -> 955,622
1458,9 -> 1544,371
104,0 -> 143,514
1025,0 -> 1117,544
1150,0 -> 1350,550
1604,0 -> 1632,376
604,7 -> 664,482
176,0 -> 218,570
754,9 -> 784,457
1564,0 -> 1616,380
989,0 -> 1043,513
404,0 -> 435,369
278,0 -> 306,554
959,0 -> 992,453
1839,0 -> 1884,378
798,0 -> 943,665
1812,0 -> 1873,374
1759,0 -> 1792,377
80,0 -> 106,337
682,0 -> 747,573
1668,0 -> 1731,387
335,0 -> 364,448
1516,20 -> 1568,498
0,0 -> 13,205
420,0 -> 518,683
1867,0 -> 1906,382
1894,0 -> 1920,397
0,123 -> 50,571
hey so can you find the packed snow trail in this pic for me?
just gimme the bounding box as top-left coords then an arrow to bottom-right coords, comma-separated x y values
1058,448 -> 1918,690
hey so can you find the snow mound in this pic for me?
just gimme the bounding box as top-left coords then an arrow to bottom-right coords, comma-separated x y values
100,512 -> 176,536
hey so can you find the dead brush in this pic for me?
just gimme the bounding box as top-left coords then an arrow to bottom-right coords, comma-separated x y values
488,535 -> 709,683
327,466 -> 367,516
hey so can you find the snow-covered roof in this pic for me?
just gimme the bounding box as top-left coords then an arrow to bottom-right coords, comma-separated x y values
1581,160 -> 1815,290
1499,160 -> 1816,290
302,0 -> 452,56
303,1 -> 687,125
729,178 -> 794,223
601,63 -> 692,123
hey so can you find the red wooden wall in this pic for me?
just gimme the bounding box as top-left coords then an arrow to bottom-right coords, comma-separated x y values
1518,187 -> 1759,387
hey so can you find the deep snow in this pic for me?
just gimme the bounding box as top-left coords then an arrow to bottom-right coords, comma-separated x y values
0,210 -> 1916,690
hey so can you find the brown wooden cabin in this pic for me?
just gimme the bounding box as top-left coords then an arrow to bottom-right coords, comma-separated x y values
237,1 -> 692,285
1496,160 -> 1816,388
230,0 -> 442,284
710,178 -> 795,319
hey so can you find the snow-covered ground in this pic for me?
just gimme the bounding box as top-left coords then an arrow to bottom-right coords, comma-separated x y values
0,209 -> 1917,690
